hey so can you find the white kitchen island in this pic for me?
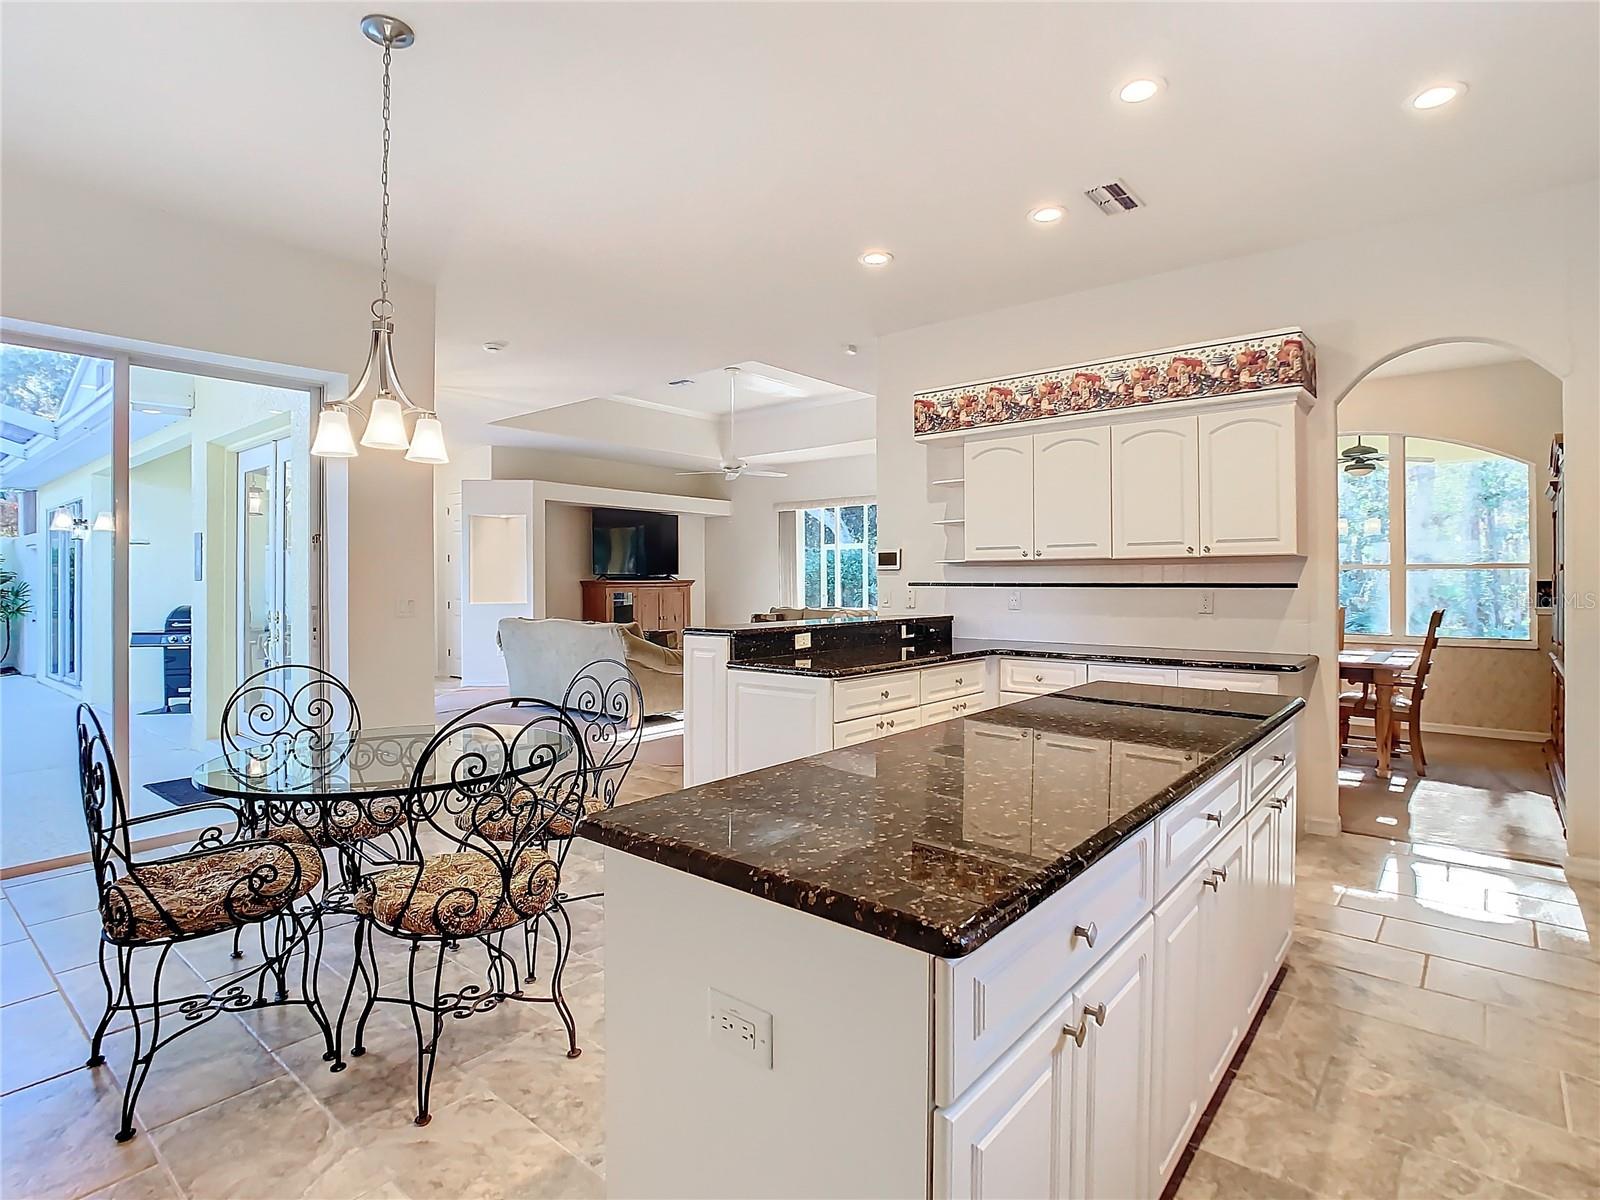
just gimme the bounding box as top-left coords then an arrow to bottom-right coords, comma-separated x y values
582,683 -> 1301,1200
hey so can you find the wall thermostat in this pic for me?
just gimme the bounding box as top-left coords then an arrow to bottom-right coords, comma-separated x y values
877,548 -> 902,571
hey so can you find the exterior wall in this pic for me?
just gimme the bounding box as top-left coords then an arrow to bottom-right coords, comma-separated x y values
1338,359 -> 1562,738
875,182 -> 1598,873
1,166 -> 438,726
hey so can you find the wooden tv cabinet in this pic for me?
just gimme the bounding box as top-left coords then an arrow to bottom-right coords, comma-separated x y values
581,578 -> 693,648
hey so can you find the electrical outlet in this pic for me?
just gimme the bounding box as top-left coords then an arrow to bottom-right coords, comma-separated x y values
1007,589 -> 1021,612
794,631 -> 812,650
707,988 -> 773,1068
1197,589 -> 1215,616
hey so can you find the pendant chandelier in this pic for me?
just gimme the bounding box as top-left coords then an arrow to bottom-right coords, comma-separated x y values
311,13 -> 447,465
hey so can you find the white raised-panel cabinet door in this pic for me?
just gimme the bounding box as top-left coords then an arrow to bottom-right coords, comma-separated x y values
1034,427 -> 1112,559
1070,916 -> 1156,1200
1201,824 -> 1250,1094
1244,801 -> 1279,1007
965,434 -> 1035,561
1197,403 -> 1299,556
1087,663 -> 1180,687
1270,776 -> 1297,966
682,634 -> 730,785
1110,417 -> 1199,558
1150,865 -> 1208,1190
935,987 -> 1077,1200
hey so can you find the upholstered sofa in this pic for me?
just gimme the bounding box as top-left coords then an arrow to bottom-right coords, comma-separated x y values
497,618 -> 684,716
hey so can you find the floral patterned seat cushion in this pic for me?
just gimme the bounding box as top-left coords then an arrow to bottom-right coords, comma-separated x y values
452,788 -> 604,842
354,849 -> 559,938
101,839 -> 324,944
266,795 -> 406,848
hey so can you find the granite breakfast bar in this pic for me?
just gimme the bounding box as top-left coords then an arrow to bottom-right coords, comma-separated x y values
584,682 -> 1304,1200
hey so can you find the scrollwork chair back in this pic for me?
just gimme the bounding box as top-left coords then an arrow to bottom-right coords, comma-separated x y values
221,664 -> 361,777
559,657 -> 645,815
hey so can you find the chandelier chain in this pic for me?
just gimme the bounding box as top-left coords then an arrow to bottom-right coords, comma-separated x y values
375,41 -> 394,319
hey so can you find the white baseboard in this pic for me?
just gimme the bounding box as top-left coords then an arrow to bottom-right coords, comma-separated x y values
1344,716 -> 1548,743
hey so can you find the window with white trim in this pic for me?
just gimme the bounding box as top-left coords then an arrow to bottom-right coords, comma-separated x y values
796,502 -> 878,609
1339,435 -> 1532,642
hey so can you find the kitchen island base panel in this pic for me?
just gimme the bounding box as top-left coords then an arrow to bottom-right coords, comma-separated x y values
603,848 -> 933,1200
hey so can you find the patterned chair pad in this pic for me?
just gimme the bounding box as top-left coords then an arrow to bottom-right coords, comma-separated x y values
101,839 -> 324,944
266,795 -> 406,848
354,849 -> 558,938
452,790 -> 606,842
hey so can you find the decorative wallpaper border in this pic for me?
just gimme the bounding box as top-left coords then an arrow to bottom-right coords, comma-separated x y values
913,328 -> 1317,438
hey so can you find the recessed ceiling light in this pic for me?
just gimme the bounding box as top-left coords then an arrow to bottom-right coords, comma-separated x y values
1028,205 -> 1066,225
1118,77 -> 1164,104
858,249 -> 894,267
1411,82 -> 1466,110
482,340 -> 508,353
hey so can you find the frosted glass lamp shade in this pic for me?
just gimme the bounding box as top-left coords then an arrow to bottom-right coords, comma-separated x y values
361,394 -> 410,450
49,509 -> 76,531
405,415 -> 449,464
311,407 -> 359,457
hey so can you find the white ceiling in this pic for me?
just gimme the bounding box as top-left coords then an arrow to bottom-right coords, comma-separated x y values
613,362 -> 871,420
4,2 -> 1597,449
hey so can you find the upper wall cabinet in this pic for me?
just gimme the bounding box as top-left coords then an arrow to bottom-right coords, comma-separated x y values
1197,405 -> 1300,557
954,392 -> 1307,563
965,434 -> 1034,560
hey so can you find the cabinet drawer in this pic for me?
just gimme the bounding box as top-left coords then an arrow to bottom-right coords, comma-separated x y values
1247,721 -> 1296,800
921,661 -> 986,704
998,658 -> 1086,696
1086,662 -> 1181,686
921,696 -> 988,726
1176,669 -> 1281,694
833,670 -> 921,721
833,705 -> 920,748
1153,760 -> 1244,898
934,825 -> 1154,1106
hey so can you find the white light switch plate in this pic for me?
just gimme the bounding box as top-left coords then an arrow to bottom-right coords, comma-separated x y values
708,988 -> 773,1068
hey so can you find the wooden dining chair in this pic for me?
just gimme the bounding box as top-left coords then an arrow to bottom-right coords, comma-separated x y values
1341,609 -> 1445,774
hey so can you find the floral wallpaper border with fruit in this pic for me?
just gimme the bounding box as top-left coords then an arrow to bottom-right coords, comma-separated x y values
912,328 -> 1317,437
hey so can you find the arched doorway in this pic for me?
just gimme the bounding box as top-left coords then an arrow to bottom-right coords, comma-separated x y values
1331,340 -> 1565,864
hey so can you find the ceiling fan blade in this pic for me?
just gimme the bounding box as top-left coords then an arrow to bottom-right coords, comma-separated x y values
674,469 -> 726,476
743,469 -> 789,478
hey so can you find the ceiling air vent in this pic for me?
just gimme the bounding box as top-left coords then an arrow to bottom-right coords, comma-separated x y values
1084,180 -> 1143,215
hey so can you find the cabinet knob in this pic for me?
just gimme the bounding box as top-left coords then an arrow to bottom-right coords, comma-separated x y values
1202,876 -> 1219,892
1035,674 -> 1044,682
955,677 -> 963,685
1267,797 -> 1287,811
1186,546 -> 1195,554
1211,866 -> 1229,883
881,689 -> 890,699
1203,546 -> 1212,554
1204,811 -> 1223,824
1034,550 -> 1042,557
885,719 -> 896,728
1021,550 -> 1028,558
1063,1018 -> 1089,1048
1073,921 -> 1098,948
875,720 -> 884,730
1084,1002 -> 1107,1027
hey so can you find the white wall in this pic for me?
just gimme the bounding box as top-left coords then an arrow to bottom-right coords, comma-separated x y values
1339,359 -> 1562,738
2,166 -> 438,725
702,455 -> 879,625
875,182 -> 1599,874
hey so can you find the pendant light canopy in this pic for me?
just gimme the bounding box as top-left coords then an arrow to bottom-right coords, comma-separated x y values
311,14 -> 447,465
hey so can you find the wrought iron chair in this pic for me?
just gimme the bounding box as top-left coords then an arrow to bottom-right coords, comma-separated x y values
338,699 -> 586,1126
75,705 -> 333,1143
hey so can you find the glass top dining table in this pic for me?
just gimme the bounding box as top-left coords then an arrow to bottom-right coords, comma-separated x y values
190,722 -> 577,802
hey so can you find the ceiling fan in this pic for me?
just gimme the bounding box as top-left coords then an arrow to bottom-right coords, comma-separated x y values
675,366 -> 789,480
1338,434 -> 1431,475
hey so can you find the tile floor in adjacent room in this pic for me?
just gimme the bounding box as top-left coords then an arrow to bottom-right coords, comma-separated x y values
3,751 -> 1597,1200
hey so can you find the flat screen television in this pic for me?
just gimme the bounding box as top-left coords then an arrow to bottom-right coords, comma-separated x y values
591,508 -> 679,579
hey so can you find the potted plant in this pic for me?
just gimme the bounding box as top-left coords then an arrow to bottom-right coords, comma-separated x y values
0,555 -> 30,676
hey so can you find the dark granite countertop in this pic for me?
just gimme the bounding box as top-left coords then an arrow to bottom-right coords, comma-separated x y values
729,637 -> 1315,677
581,683 -> 1304,957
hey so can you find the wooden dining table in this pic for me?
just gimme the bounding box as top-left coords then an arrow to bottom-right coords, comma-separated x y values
1338,647 -> 1420,779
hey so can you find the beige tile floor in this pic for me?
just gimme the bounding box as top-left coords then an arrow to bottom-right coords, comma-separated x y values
4,752 -> 1597,1200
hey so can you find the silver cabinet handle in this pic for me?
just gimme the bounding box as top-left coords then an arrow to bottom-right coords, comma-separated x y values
1034,549 -> 1043,556
1271,753 -> 1287,763
1187,546 -> 1195,554
1035,674 -> 1044,682
1203,546 -> 1212,554
1204,811 -> 1223,824
1267,797 -> 1287,811
1073,921 -> 1098,948
1202,875 -> 1219,891
1021,550 -> 1029,558
955,677 -> 963,685
875,720 -> 884,730
881,689 -> 890,699
1064,1017 -> 1089,1047
1084,1002 -> 1107,1027
885,719 -> 895,729
1211,866 -> 1229,883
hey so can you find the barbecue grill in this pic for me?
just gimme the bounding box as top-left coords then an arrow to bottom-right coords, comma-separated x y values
129,605 -> 191,712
